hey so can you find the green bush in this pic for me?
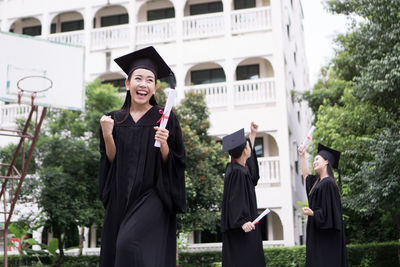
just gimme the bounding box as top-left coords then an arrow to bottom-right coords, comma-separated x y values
264,245 -> 306,267
0,255 -> 99,267
179,251 -> 221,267
0,242 -> 398,267
346,242 -> 400,267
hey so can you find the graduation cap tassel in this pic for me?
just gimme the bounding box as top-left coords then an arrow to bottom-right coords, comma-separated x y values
338,168 -> 342,193
168,72 -> 176,89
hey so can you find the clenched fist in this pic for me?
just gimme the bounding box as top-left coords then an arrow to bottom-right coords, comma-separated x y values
100,115 -> 114,136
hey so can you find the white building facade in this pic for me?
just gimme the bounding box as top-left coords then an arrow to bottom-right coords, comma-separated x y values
0,0 -> 312,252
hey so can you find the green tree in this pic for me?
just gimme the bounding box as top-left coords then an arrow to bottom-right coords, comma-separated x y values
301,0 -> 400,243
175,90 -> 228,236
33,80 -> 122,266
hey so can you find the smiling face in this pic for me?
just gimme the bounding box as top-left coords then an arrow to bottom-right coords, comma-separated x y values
313,154 -> 328,174
126,68 -> 156,107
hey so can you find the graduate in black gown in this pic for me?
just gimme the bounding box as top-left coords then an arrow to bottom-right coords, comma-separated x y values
298,143 -> 348,267
98,46 -> 186,267
221,123 -> 266,267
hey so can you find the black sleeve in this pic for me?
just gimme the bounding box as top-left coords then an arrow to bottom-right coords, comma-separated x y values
156,111 -> 187,214
246,144 -> 260,186
313,180 -> 342,231
222,169 -> 252,230
98,113 -> 115,208
306,174 -> 318,195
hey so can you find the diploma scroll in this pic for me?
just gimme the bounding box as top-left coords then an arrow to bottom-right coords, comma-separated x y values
252,208 -> 270,225
154,89 -> 176,148
299,126 -> 316,152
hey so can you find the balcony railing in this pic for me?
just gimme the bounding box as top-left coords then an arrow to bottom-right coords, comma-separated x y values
0,104 -> 31,127
183,13 -> 225,40
47,30 -> 85,46
185,78 -> 276,108
231,7 -> 272,34
185,82 -> 228,108
233,78 -> 276,105
91,24 -> 130,50
136,19 -> 176,45
41,7 -> 271,49
258,156 -> 280,184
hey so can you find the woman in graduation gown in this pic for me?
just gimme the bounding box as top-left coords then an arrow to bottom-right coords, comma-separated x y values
221,123 -> 266,267
98,46 -> 186,267
298,143 -> 348,267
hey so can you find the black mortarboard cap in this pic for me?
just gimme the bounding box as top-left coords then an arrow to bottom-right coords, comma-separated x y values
317,143 -> 341,169
114,46 -> 172,81
222,129 -> 246,152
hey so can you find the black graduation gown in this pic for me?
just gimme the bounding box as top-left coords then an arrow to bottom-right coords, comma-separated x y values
305,175 -> 348,267
221,148 -> 266,267
98,106 -> 186,267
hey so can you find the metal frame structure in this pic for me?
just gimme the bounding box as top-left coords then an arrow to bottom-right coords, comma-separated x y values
0,95 -> 47,267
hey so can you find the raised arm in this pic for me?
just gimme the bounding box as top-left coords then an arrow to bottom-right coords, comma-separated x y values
249,122 -> 258,149
100,115 -> 116,162
298,146 -> 310,181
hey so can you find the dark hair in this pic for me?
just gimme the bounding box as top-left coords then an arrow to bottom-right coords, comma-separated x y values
229,142 -> 246,159
309,158 -> 337,196
117,71 -> 157,124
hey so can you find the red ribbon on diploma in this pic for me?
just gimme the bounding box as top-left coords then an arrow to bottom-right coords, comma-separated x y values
157,109 -> 169,124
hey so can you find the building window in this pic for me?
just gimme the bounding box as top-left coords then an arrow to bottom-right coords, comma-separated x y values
190,2 -> 223,16
286,24 -> 290,39
61,20 -> 84,32
293,51 -> 297,64
297,111 -> 300,123
50,23 -> 56,34
22,25 -> 41,36
234,0 -> 255,10
102,79 -> 126,92
147,7 -> 175,21
254,137 -> 264,157
191,68 -> 226,85
101,14 -> 129,27
236,64 -> 260,80
194,227 -> 222,243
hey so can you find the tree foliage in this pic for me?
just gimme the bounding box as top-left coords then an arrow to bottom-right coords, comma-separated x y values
176,90 -> 228,234
32,80 -> 122,264
301,0 -> 400,243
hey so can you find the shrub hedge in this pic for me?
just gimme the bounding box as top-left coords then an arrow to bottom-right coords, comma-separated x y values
0,241 -> 398,267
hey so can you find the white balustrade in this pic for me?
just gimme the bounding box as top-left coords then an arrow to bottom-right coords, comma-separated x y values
231,7 -> 272,34
0,104 -> 31,126
47,30 -> 85,46
185,83 -> 228,108
183,13 -> 225,40
136,19 -> 176,45
91,24 -> 130,50
234,78 -> 276,105
258,156 -> 280,184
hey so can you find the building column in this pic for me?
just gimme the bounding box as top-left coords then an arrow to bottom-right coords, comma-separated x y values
0,0 -> 8,31
84,227 -> 89,249
267,214 -> 274,240
47,231 -> 53,246
32,227 -> 43,251
84,5 -> 93,81
175,1 -> 185,101
222,0 -> 234,111
41,13 -> 50,39
128,1 -> 137,50
90,224 -> 97,248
